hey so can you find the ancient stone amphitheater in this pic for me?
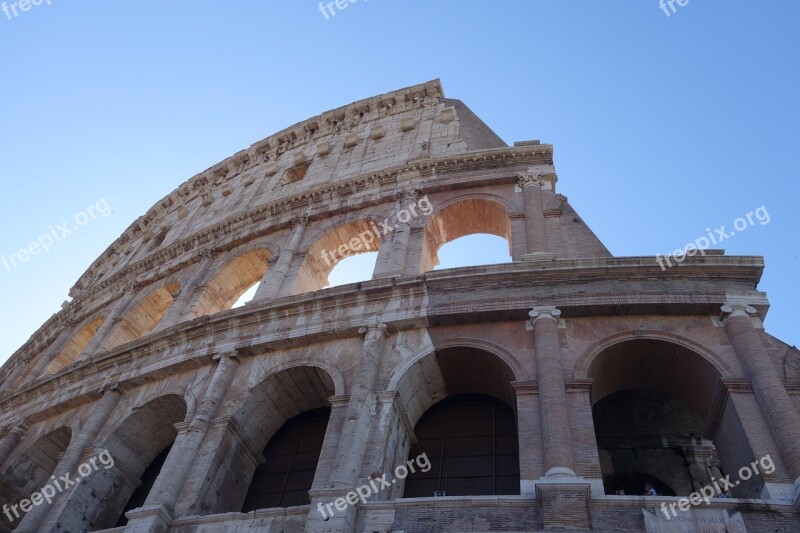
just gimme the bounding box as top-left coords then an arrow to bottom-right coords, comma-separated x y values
1,80 -> 798,533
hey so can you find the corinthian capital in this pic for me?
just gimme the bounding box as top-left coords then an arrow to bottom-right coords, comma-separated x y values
517,167 -> 556,191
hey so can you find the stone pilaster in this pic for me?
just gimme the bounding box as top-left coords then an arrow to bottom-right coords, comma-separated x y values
517,171 -> 552,256
254,215 -> 308,300
78,283 -> 139,360
721,303 -> 800,495
328,323 -> 388,487
305,395 -> 354,533
0,419 -> 30,469
18,384 -> 122,533
122,350 -> 240,532
157,251 -> 214,329
13,321 -> 76,387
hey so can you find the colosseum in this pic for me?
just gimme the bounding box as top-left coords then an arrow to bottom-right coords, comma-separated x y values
0,80 -> 798,533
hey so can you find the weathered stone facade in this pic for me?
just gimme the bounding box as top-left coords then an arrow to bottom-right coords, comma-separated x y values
1,80 -> 799,532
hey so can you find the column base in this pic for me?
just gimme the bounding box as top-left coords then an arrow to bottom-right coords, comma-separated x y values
521,252 -> 557,262
306,491 -> 358,533
525,474 -> 605,498
123,504 -> 172,533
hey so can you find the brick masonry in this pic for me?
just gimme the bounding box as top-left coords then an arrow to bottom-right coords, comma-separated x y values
0,81 -> 798,532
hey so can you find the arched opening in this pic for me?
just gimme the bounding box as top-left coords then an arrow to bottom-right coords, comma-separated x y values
421,199 -> 512,272
43,316 -> 106,375
292,220 -> 383,294
231,283 -> 259,309
56,394 -> 187,530
404,394 -> 519,497
114,444 -> 173,527
588,339 -> 756,497
190,248 -> 272,318
327,252 -> 379,288
192,365 -> 334,515
103,283 -> 180,351
434,234 -> 512,270
0,427 -> 72,531
242,407 -> 331,511
396,347 -> 520,498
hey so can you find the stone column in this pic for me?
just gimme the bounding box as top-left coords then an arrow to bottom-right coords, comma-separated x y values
2,320 -> 77,392
22,325 -> 75,382
328,323 -> 388,486
376,190 -> 418,277
124,350 -> 240,531
721,304 -> 800,485
18,384 -> 122,533
158,250 -> 215,327
305,395 -> 352,533
78,283 -> 139,360
306,325 -> 387,533
525,311 -> 593,533
0,420 -> 29,469
529,306 -> 575,477
517,171 -> 552,256
254,215 -> 308,300
0,363 -> 29,397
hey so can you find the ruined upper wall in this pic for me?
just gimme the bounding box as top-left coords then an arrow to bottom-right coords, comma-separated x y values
74,80 -> 511,295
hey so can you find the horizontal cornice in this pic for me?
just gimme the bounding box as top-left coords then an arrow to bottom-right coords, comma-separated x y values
0,257 -> 765,424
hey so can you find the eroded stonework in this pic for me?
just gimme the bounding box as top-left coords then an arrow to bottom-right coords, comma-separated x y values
0,80 -> 798,533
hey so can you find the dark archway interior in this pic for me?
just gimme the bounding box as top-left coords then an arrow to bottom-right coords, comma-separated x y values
242,407 -> 331,511
58,394 -> 187,531
404,393 -> 520,497
593,389 -> 715,496
588,340 -> 758,497
115,443 -> 173,527
0,427 -> 72,532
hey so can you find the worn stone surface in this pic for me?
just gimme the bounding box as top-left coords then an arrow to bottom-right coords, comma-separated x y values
0,80 -> 798,532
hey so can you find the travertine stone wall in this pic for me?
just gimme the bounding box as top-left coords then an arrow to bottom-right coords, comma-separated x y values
0,81 -> 798,533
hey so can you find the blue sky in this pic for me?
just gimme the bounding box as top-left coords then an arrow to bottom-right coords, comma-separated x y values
1,1 -> 798,366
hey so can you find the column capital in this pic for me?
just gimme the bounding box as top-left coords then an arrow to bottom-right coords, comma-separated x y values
529,306 -> 562,325
517,168 -> 556,192
290,213 -> 310,228
720,303 -> 758,324
395,187 -> 420,204
8,418 -> 31,434
359,322 -> 388,339
123,280 -> 140,294
99,382 -> 121,394
328,394 -> 351,408
213,347 -> 240,362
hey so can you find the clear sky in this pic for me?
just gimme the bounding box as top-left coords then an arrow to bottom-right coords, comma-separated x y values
1,1 -> 798,367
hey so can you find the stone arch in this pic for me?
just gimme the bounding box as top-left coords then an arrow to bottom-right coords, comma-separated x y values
574,330 -> 734,382
190,245 -> 275,319
57,394 -> 187,531
584,337 -> 758,498
191,364 -> 337,515
103,282 -> 181,350
291,216 -> 386,294
261,358 -> 347,397
0,425 -> 72,530
43,315 -> 106,375
420,196 -> 512,272
391,345 -> 520,429
392,345 -> 521,498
